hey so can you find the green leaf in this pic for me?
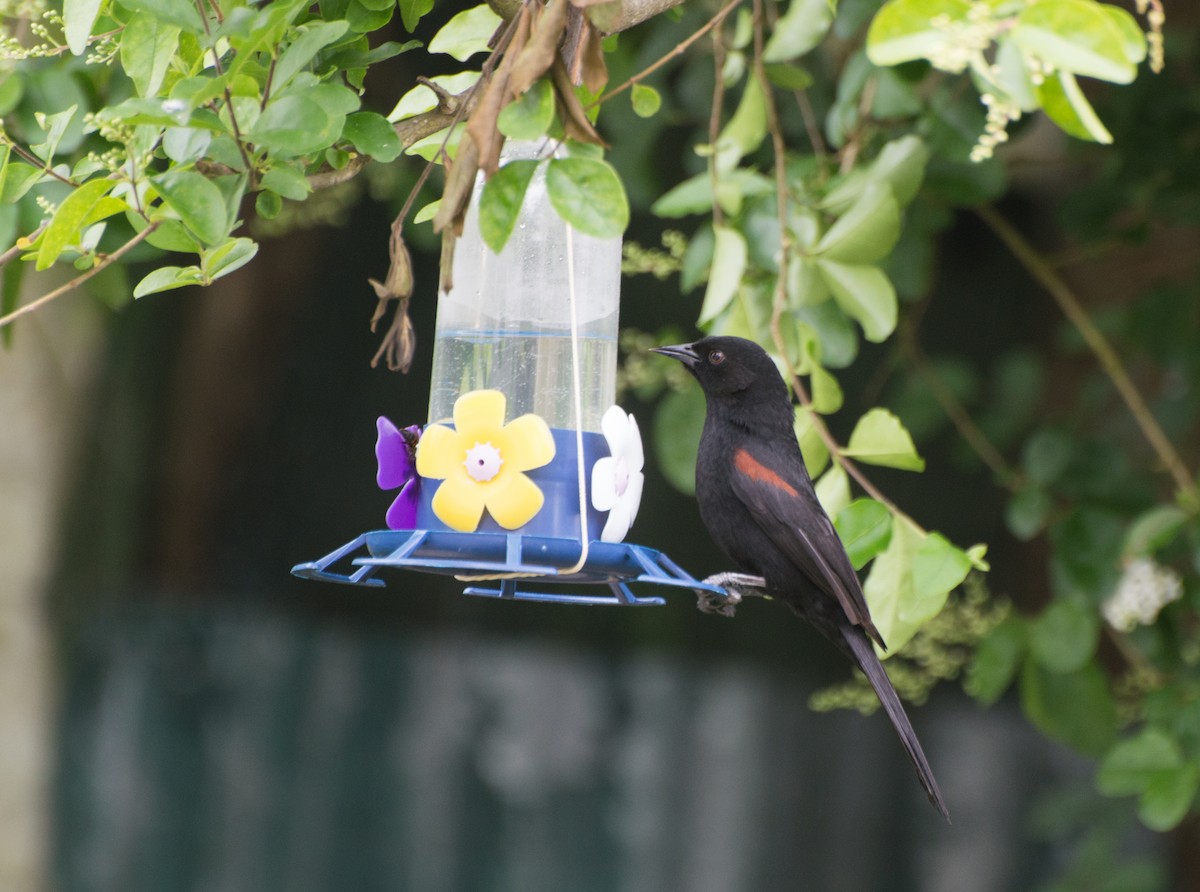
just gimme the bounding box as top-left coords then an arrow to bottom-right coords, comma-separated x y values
133,265 -> 205,297
1139,765 -> 1200,832
817,183 -> 901,264
1123,506 -> 1189,559
152,170 -> 229,245
261,164 -> 311,200
654,385 -> 706,495
406,124 -> 465,162
1022,428 -> 1073,485
479,159 -> 539,254
345,0 -> 392,32
823,135 -> 929,212
792,321 -> 842,412
1006,485 -> 1050,540
307,82 -> 361,116
64,0 -> 103,55
630,84 -> 662,118
206,236 -> 258,279
250,95 -> 334,157
119,13 -> 180,96
809,365 -> 843,414
680,224 -> 714,293
815,463 -> 851,520
327,38 -> 420,72
794,406 -> 830,478
965,614 -> 1026,705
545,157 -> 629,239
1098,728 -> 1200,831
651,169 -> 773,218
786,255 -> 830,309
81,197 -> 129,228
1037,70 -> 1113,144
342,111 -> 402,162
498,79 -> 555,140
399,0 -> 434,31
256,190 -> 282,219
843,408 -> 925,471
388,72 -> 480,122
0,163 -> 44,204
118,0 -> 203,32
428,4 -> 501,61
764,0 -> 835,62
1099,729 -> 1185,796
37,179 -> 116,271
699,224 -> 747,325
1100,3 -> 1148,66
763,63 -> 813,91
716,75 -> 767,171
272,20 -> 351,90
162,127 -> 211,164
30,106 -> 78,162
863,517 -> 923,653
0,73 -> 22,117
1012,0 -> 1139,84
413,199 -> 440,225
1020,660 -> 1116,756
867,0 -> 973,67
835,498 -> 893,571
1030,600 -> 1099,674
136,216 -> 201,252
912,533 -> 972,604
815,260 -> 898,342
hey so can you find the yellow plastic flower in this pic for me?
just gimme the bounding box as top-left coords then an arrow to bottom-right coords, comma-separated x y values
416,390 -> 556,532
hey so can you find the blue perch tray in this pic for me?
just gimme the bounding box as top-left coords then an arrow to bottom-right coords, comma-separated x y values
290,529 -> 724,607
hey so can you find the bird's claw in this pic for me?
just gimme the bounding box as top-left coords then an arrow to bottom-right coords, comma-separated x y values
697,572 -> 769,617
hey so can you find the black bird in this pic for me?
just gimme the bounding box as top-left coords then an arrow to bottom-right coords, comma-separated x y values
653,335 -> 949,820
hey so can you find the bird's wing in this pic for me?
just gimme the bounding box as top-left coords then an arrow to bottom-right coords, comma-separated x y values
729,445 -> 885,648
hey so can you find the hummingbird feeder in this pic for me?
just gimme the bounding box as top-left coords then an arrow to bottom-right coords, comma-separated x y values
292,141 -> 723,606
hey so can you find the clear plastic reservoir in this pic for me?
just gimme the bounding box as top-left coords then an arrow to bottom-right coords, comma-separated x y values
427,141 -> 619,432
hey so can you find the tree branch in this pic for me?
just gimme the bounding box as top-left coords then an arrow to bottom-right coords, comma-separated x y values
0,223 -> 160,330
586,0 -> 691,36
977,203 -> 1198,505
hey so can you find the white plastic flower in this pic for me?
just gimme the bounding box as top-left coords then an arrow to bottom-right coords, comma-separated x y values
591,406 -> 645,543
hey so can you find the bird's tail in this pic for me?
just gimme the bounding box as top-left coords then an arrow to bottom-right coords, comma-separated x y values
842,625 -> 950,821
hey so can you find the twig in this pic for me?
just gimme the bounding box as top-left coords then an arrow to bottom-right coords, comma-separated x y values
794,88 -> 827,162
0,222 -> 160,330
977,203 -> 1198,504
838,75 -> 877,175
708,25 -> 727,228
307,154 -> 370,190
899,312 -> 1022,489
4,139 -> 77,187
592,0 -> 742,107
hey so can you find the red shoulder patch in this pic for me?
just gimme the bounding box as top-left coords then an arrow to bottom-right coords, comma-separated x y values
733,448 -> 799,497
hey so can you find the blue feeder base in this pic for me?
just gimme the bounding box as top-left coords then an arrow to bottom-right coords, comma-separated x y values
291,529 -> 726,607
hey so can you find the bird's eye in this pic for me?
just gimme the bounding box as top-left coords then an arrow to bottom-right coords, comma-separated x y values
709,350 -> 725,365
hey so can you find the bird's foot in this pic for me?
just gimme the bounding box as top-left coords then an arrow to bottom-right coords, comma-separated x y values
697,572 -> 769,617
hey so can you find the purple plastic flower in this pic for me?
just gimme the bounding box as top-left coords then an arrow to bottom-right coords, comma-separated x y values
376,418 -> 422,530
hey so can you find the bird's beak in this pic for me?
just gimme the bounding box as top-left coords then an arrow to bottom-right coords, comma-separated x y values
650,342 -> 700,368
